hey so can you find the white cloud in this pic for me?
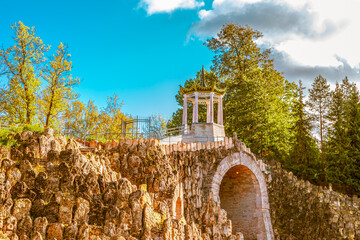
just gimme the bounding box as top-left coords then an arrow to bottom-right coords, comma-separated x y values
189,0 -> 360,82
139,0 -> 204,15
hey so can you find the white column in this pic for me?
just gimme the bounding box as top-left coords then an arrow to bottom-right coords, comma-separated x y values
193,92 -> 199,123
218,95 -> 223,125
206,102 -> 210,123
182,94 -> 187,125
209,92 -> 214,123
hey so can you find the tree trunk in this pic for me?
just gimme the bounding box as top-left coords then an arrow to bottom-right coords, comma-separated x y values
45,90 -> 55,128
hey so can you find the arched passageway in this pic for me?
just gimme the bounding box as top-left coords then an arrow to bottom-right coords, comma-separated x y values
209,152 -> 274,240
220,165 -> 262,239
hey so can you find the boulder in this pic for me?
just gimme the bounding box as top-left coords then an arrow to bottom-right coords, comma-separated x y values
78,223 -> 90,240
47,223 -> 64,240
12,198 -> 31,221
32,217 -> 48,239
59,196 -> 74,224
73,197 -> 90,225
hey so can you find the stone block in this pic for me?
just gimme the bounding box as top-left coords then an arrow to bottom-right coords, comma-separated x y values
13,198 -> 31,221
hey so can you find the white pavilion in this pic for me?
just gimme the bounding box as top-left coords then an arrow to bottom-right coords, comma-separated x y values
161,67 -> 226,144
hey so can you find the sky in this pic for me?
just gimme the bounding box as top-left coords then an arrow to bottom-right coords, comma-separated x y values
1,0 -> 360,119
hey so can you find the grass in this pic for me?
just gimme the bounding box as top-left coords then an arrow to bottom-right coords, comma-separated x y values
0,124 -> 44,147
0,128 -> 18,147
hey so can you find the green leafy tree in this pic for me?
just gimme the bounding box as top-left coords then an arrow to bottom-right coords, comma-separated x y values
0,21 -> 49,124
205,23 -> 296,159
308,75 -> 331,183
40,43 -> 80,128
206,24 -> 273,78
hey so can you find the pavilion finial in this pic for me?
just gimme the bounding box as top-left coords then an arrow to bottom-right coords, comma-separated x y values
201,65 -> 205,87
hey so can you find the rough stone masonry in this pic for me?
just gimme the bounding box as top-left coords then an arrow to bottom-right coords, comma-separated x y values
0,129 -> 359,239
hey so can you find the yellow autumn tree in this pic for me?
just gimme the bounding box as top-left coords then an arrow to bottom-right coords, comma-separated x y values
98,94 -> 128,137
40,43 -> 80,128
63,100 -> 100,139
0,21 -> 49,124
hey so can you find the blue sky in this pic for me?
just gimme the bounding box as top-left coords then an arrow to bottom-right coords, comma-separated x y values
0,0 -> 214,119
1,0 -> 360,119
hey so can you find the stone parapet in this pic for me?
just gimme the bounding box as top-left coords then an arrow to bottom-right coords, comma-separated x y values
76,136 -> 236,154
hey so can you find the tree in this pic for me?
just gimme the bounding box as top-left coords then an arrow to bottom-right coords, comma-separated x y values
346,85 -> 360,193
0,70 -> 7,123
63,100 -> 99,139
0,21 -> 48,124
0,59 -> 7,76
205,23 -> 296,159
98,94 -> 127,138
308,75 -> 331,183
63,95 -> 129,140
287,80 -> 319,180
205,24 -> 273,78
147,113 -> 166,139
40,43 -> 80,128
326,82 -> 351,189
63,100 -> 86,137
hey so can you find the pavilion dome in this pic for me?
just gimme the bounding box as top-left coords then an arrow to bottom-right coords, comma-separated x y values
179,66 -> 226,96
179,82 -> 226,96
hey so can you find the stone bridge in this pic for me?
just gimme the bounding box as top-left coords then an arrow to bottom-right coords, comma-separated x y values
80,136 -> 274,239
81,136 -> 274,239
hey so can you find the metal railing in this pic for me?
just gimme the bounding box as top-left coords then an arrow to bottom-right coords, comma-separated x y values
63,116 -> 165,141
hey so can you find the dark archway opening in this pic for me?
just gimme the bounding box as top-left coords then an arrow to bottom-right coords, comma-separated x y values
175,197 -> 182,219
219,165 -> 262,240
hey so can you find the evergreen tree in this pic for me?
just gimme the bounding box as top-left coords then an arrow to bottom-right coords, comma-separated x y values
326,82 -> 351,190
346,85 -> 360,193
287,80 -> 319,180
308,75 -> 331,183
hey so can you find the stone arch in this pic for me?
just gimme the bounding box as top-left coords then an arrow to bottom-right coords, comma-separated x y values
209,152 -> 274,240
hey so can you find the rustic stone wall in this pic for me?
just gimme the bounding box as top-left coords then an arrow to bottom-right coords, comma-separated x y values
0,130 -> 251,240
0,146 -> 10,160
0,129 -> 359,240
267,163 -> 360,240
